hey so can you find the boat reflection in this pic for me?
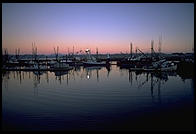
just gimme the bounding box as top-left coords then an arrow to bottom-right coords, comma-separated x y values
33,71 -> 44,76
2,71 -> 10,90
54,71 -> 68,76
53,71 -> 69,85
33,71 -> 40,96
83,66 -> 102,81
127,70 -> 179,104
2,65 -> 193,100
106,65 -> 111,78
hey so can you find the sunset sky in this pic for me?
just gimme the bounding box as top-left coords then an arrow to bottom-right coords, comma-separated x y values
2,3 -> 194,54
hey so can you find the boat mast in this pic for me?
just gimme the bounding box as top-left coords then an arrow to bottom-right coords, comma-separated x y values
192,42 -> 194,53
15,48 -> 20,60
96,47 -> 98,59
32,42 -> 34,62
130,42 -> 132,58
158,35 -> 162,54
73,46 -> 74,56
151,40 -> 154,59
32,42 -> 38,62
54,46 -> 59,62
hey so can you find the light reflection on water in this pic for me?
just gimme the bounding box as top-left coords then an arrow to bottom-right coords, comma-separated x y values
2,65 -> 194,131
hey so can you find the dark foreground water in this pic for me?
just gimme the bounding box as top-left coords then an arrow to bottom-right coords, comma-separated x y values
2,65 -> 194,131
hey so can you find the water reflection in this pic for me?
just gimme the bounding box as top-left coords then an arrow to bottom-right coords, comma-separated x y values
2,65 -> 194,131
106,65 -> 111,78
33,72 -> 40,96
2,66 -> 193,88
128,71 -> 168,104
84,66 -> 102,81
2,71 -> 10,90
54,71 -> 69,84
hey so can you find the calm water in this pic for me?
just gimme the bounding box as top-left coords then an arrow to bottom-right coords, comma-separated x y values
2,65 -> 194,131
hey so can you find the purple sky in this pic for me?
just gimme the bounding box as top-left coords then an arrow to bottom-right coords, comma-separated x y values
2,3 -> 194,54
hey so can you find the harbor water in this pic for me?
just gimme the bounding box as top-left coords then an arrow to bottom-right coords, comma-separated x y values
2,64 -> 194,131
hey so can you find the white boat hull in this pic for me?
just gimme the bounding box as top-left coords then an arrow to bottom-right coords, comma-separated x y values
160,64 -> 177,71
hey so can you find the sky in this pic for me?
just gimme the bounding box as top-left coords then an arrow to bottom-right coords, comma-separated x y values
2,3 -> 194,54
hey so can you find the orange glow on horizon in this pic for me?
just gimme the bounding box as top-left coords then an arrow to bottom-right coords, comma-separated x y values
3,41 -> 192,55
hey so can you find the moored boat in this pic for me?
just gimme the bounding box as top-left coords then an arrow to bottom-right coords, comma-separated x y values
50,62 -> 73,71
83,48 -> 108,66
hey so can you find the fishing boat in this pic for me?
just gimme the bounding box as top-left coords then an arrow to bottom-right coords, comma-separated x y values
83,49 -> 107,66
158,61 -> 177,71
129,59 -> 177,72
60,59 -> 83,66
145,60 -> 177,71
83,60 -> 107,66
50,62 -> 73,71
48,60 -> 56,67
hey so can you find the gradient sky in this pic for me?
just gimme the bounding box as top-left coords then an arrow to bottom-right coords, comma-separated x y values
2,3 -> 194,54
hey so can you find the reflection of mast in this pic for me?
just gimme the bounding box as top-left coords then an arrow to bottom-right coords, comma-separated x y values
29,72 -> 31,79
137,73 -> 148,88
16,71 -> 18,80
96,69 -> 99,82
151,73 -> 154,102
58,75 -> 62,84
22,71 -> 25,80
146,72 -> 149,82
106,66 -> 111,78
46,71 -> 49,83
131,71 -> 133,85
129,70 -> 133,85
73,69 -> 75,80
3,72 -> 9,90
33,74 -> 39,96
158,77 -> 161,103
13,71 -> 16,79
19,71 -> 22,84
67,72 -> 69,85
38,74 -> 41,84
